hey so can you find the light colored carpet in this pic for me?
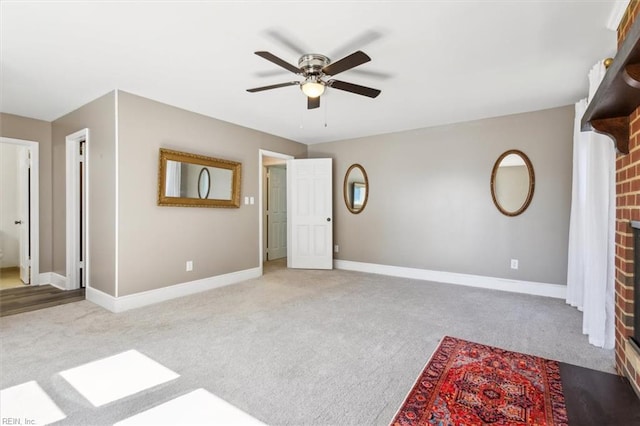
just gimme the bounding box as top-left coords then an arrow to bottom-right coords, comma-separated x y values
0,260 -> 614,425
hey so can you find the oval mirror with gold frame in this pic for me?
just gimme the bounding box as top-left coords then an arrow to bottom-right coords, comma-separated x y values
197,167 -> 211,199
343,164 -> 369,214
490,149 -> 534,216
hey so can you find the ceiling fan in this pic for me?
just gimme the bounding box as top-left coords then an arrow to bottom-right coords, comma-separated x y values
247,50 -> 381,109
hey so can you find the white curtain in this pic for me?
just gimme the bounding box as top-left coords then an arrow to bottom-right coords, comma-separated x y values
566,61 -> 616,349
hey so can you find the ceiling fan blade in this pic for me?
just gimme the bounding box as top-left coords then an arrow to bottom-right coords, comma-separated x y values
265,29 -> 309,55
247,81 -> 299,93
254,69 -> 289,78
254,51 -> 301,74
329,80 -> 381,98
308,96 -> 320,109
330,30 -> 383,61
349,69 -> 392,80
322,50 -> 371,76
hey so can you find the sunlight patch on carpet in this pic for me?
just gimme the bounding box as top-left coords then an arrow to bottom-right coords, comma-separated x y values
113,388 -> 266,425
59,349 -> 179,407
0,380 -> 66,425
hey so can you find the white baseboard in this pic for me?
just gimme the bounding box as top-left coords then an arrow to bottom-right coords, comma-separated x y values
51,273 -> 68,290
334,260 -> 566,299
38,272 -> 68,290
86,286 -> 117,312
37,272 -> 50,286
86,267 -> 262,313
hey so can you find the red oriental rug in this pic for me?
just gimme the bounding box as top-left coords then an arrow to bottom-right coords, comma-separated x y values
390,336 -> 569,426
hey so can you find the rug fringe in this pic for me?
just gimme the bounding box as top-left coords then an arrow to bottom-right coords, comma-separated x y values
388,335 -> 453,425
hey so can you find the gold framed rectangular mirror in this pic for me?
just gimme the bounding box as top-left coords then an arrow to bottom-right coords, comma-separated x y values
157,148 -> 241,208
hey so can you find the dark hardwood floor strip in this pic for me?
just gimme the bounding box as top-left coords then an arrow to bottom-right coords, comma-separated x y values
0,285 -> 85,317
560,361 -> 640,425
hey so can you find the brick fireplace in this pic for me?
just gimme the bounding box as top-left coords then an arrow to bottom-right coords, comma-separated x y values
616,0 -> 640,397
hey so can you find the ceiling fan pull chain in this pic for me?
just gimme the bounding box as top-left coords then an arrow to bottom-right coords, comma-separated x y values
324,97 -> 328,128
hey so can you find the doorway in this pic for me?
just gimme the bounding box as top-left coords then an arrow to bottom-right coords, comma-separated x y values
258,151 -> 334,273
266,165 -> 287,261
259,150 -> 293,273
66,129 -> 89,290
0,137 -> 39,290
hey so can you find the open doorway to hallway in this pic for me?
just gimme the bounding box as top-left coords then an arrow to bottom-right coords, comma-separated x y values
265,164 -> 287,261
259,150 -> 293,272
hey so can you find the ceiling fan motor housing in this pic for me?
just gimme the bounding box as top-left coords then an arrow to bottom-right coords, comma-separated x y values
298,54 -> 330,75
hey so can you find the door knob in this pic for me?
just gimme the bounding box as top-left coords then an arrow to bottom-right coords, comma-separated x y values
326,218 -> 331,222
14,220 -> 22,225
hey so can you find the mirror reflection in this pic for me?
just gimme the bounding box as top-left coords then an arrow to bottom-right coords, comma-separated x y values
490,150 -> 534,216
198,167 -> 210,199
165,161 -> 232,200
158,148 -> 241,208
343,164 -> 369,214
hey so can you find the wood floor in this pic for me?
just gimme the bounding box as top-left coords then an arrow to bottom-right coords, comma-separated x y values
561,362 -> 640,425
0,285 -> 85,317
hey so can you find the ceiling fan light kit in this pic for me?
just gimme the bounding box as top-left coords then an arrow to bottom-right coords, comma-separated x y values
247,49 -> 381,109
301,78 -> 325,98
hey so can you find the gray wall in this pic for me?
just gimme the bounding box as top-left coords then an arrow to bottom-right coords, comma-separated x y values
31,90 -> 306,298
52,92 -> 117,294
0,113 -> 53,273
116,91 -> 306,296
309,105 -> 574,285
5,92 -> 571,295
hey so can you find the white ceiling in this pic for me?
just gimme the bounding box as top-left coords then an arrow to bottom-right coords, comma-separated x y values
0,1 -> 623,145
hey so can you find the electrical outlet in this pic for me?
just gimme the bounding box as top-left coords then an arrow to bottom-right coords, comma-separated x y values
510,259 -> 518,270
186,260 -> 193,271
334,245 -> 339,253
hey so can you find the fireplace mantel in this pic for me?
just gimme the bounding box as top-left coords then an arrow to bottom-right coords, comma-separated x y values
581,11 -> 640,155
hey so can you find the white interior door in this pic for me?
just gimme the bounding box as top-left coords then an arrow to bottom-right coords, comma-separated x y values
267,166 -> 287,260
287,158 -> 333,269
17,146 -> 30,284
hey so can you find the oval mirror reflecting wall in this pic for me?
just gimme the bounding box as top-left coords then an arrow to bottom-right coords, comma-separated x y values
343,164 -> 369,214
198,167 -> 211,199
490,150 -> 534,216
